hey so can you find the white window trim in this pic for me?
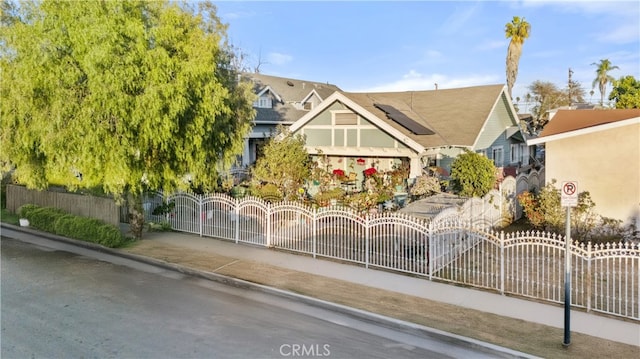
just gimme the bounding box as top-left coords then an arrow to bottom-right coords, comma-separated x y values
492,146 -> 504,167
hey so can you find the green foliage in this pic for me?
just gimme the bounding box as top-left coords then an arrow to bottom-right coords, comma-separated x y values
18,204 -> 129,247
251,126 -> 311,201
313,187 -> 345,207
450,150 -> 496,197
17,203 -> 39,218
252,183 -> 284,203
152,201 -> 175,216
517,180 -> 628,243
609,75 -> 640,109
1,208 -> 20,225
591,59 -> 619,106
0,1 -> 255,239
24,206 -> 67,233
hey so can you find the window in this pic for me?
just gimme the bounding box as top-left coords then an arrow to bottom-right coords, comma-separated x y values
303,102 -> 312,110
492,146 -> 503,167
510,144 -> 519,164
333,111 -> 358,125
253,96 -> 272,108
520,144 -> 529,164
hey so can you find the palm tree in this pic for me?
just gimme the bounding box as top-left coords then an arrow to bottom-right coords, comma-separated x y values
591,59 -> 619,106
505,16 -> 531,99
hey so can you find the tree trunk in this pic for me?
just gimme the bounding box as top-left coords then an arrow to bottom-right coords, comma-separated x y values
127,192 -> 145,240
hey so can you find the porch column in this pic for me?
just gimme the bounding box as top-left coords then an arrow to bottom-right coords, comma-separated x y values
409,156 -> 422,179
242,138 -> 250,166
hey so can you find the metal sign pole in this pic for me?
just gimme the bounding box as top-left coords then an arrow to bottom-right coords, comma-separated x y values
560,180 -> 577,348
563,205 -> 571,347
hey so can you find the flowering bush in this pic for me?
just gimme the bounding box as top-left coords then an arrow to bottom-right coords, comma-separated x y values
363,167 -> 377,177
332,169 -> 345,178
409,175 -> 440,198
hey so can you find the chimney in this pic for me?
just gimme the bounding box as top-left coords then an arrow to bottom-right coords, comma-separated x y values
302,82 -> 305,89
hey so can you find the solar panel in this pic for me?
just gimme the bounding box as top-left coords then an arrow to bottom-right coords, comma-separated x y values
374,103 -> 435,135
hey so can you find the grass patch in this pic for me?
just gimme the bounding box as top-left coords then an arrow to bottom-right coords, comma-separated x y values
1,208 -> 20,225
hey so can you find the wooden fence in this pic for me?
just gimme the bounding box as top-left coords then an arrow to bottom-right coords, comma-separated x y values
5,185 -> 120,226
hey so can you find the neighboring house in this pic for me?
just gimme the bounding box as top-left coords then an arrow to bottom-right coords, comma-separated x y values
528,109 -> 640,225
289,84 -> 531,189
238,73 -> 341,166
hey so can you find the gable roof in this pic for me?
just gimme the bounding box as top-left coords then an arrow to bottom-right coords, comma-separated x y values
529,109 -> 640,144
341,84 -> 508,148
240,72 -> 341,124
241,72 -> 340,103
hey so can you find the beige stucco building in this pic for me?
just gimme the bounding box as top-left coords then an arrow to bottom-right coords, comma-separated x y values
529,109 -> 640,225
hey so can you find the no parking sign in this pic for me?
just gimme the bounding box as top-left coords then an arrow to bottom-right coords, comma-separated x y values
561,181 -> 578,207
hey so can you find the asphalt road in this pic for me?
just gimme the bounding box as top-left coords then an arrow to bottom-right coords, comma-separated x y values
1,235 -> 517,359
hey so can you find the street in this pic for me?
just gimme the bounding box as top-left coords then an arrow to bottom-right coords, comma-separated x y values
1,235 -> 509,359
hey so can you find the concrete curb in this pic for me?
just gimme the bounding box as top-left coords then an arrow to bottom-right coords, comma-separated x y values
1,223 -> 540,358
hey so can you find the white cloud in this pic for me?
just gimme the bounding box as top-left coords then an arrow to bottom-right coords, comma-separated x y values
267,52 -> 293,66
596,23 -> 640,45
352,70 -> 501,93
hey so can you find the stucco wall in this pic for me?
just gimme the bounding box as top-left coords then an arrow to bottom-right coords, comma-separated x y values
544,122 -> 640,224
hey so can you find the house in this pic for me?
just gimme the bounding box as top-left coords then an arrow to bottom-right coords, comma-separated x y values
288,84 -> 531,190
238,73 -> 341,166
528,109 -> 640,225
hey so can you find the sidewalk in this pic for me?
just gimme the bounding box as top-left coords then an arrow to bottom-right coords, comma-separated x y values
2,223 -> 639,358
132,230 -> 640,344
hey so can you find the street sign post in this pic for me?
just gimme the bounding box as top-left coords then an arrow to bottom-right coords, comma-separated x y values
561,181 -> 577,347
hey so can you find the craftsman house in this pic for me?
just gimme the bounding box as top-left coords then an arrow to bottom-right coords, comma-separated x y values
288,84 -> 531,190
238,73 -> 341,166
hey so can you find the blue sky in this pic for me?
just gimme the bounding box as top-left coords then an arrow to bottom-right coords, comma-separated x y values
214,1 -> 640,106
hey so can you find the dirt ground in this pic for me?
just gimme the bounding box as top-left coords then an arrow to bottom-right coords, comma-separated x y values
123,240 -> 639,359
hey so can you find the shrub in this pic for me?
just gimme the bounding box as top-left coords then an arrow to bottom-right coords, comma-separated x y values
18,203 -> 40,218
18,204 -> 129,248
27,206 -> 67,232
450,150 -> 497,197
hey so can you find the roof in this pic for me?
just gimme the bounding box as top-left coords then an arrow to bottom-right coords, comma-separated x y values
341,84 -> 507,148
240,72 -> 341,124
241,72 -> 340,103
539,109 -> 640,137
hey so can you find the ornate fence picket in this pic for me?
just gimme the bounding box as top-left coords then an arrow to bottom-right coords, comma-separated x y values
138,191 -> 639,321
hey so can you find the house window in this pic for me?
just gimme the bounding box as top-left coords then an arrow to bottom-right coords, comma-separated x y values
333,111 -> 358,125
253,96 -> 272,108
492,146 -> 504,167
510,144 -> 519,164
303,102 -> 312,110
520,144 -> 529,164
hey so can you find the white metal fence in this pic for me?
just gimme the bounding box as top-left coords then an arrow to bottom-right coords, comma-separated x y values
141,192 -> 639,321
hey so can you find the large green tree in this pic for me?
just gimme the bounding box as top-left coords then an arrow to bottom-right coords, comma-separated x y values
591,59 -> 619,106
609,75 -> 640,109
0,1 -> 256,238
504,16 -> 531,99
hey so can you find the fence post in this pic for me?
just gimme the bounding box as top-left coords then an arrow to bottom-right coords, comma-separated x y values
312,209 -> 317,259
500,230 -> 505,295
199,194 -> 203,237
365,215 -> 370,269
586,243 -> 592,313
266,202 -> 271,247
234,198 -> 240,244
428,221 -> 433,280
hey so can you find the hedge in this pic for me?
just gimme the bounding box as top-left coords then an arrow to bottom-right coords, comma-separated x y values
18,204 -> 130,248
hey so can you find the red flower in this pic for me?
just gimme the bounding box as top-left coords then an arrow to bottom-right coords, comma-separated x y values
332,169 -> 345,177
363,167 -> 377,177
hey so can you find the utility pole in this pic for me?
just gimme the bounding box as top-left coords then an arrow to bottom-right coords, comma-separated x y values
568,68 -> 574,105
